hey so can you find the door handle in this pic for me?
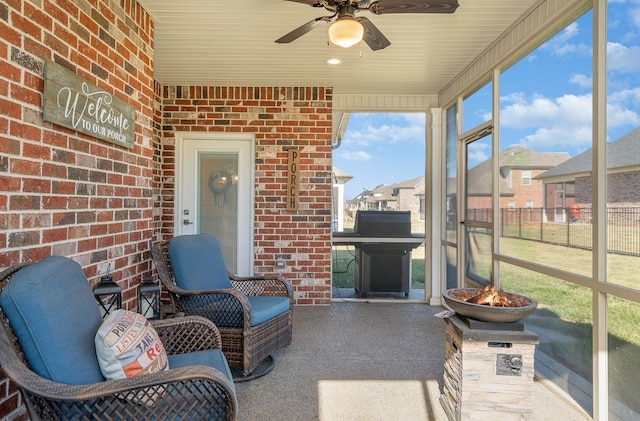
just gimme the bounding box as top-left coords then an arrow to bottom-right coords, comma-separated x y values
183,219 -> 194,225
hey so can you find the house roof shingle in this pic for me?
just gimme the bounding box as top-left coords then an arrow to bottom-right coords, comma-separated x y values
536,126 -> 640,180
467,146 -> 570,195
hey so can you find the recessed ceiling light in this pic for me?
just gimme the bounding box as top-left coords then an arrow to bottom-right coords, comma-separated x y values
326,58 -> 341,65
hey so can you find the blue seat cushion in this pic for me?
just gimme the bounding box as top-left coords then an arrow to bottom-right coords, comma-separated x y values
179,295 -> 289,327
0,256 -> 105,384
168,349 -> 235,394
247,296 -> 290,326
168,234 -> 232,291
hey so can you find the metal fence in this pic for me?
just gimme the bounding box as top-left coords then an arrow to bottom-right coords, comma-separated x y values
499,207 -> 640,257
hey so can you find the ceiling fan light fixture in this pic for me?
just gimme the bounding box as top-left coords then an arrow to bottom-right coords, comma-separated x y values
328,18 -> 364,48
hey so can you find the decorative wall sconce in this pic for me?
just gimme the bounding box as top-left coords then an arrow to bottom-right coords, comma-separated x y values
138,277 -> 161,319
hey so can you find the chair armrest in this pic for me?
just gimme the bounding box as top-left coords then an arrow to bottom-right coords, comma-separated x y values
0,325 -> 237,420
164,286 -> 252,329
15,364 -> 235,403
229,273 -> 293,300
151,315 -> 223,353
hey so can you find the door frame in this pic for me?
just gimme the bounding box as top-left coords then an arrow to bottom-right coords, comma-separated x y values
174,132 -> 255,276
457,120 -> 494,288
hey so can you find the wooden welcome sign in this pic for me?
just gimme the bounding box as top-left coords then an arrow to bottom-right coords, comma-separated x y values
43,60 -> 136,149
286,149 -> 300,210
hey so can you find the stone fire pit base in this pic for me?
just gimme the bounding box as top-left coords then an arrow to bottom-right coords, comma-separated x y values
440,315 -> 540,421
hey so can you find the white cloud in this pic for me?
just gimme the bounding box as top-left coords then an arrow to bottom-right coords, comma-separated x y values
518,126 -> 592,152
500,93 -> 593,151
467,141 -> 490,165
343,118 -> 425,146
341,129 -> 370,147
606,87 -> 640,129
608,86 -> 640,108
607,42 -> 640,72
499,93 -> 590,137
500,92 -> 528,105
337,150 -> 373,161
540,22 -> 591,57
631,8 -> 640,30
501,93 -> 592,128
570,73 -> 591,89
499,87 -> 640,151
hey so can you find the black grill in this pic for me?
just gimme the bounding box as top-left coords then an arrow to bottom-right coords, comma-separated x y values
353,211 -> 415,297
354,210 -> 412,237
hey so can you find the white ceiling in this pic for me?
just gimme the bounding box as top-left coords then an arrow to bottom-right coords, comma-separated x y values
139,0 -> 539,96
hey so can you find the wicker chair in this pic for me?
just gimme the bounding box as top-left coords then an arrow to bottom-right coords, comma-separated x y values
151,234 -> 293,378
0,257 -> 237,420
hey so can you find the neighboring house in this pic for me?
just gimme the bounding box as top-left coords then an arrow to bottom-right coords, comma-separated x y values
345,186 -> 394,218
392,176 -> 425,215
332,167 -> 353,232
346,177 -> 424,218
467,146 -> 570,211
536,127 -> 640,208
414,183 -> 426,221
365,185 -> 397,211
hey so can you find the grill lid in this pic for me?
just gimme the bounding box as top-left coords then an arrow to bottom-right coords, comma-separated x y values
354,211 -> 411,237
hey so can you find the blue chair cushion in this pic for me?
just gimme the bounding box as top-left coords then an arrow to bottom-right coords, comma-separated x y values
247,296 -> 290,326
0,256 -> 105,384
168,234 -> 232,291
168,349 -> 235,394
179,295 -> 289,327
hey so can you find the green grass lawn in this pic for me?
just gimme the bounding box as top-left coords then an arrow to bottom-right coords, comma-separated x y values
331,248 -> 425,289
498,238 -> 640,415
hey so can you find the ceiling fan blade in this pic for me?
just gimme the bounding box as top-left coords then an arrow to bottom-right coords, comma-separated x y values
368,0 -> 459,15
275,17 -> 331,44
358,17 -> 391,51
281,0 -> 324,5
280,0 -> 341,7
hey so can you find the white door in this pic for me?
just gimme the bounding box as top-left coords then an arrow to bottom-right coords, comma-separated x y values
175,133 -> 254,276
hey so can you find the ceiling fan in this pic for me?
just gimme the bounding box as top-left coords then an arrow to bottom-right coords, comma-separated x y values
275,0 -> 459,51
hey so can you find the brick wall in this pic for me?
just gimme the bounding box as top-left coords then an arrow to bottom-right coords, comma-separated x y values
576,171 -> 640,205
157,85 -> 333,306
499,169 -> 546,208
0,1 -> 154,418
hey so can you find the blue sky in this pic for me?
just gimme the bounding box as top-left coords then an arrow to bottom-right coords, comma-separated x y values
334,2 -> 640,200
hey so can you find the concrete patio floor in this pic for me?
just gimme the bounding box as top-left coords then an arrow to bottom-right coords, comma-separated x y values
235,301 -> 589,420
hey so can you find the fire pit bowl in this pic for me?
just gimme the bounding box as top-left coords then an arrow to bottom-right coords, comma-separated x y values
443,288 -> 538,323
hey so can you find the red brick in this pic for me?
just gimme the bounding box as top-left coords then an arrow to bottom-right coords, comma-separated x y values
43,0 -> 70,27
0,176 -> 20,192
23,142 -> 50,160
9,195 -> 40,211
9,120 -> 42,141
22,177 -> 51,193
78,238 -> 98,253
42,227 -> 67,243
0,250 -> 20,268
42,196 -> 69,211
23,246 -> 53,263
0,97 -> 21,119
0,20 -> 21,47
42,162 -> 67,178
